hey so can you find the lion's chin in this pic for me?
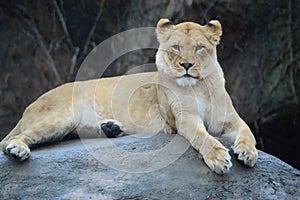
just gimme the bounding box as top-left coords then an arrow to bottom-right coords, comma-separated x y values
176,77 -> 198,87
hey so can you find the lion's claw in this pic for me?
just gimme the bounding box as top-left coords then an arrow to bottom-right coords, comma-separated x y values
234,140 -> 258,167
204,147 -> 232,174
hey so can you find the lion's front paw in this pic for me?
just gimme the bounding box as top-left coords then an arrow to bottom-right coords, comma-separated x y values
233,139 -> 258,167
203,146 -> 232,174
5,140 -> 30,161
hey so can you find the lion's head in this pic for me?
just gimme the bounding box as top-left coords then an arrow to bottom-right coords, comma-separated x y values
155,18 -> 222,86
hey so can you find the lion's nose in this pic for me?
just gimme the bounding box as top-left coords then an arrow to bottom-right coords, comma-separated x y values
179,62 -> 194,70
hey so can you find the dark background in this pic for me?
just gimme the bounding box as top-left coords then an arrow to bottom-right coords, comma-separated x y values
0,0 -> 299,169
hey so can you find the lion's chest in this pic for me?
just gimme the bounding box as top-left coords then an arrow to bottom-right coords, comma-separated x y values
163,85 -> 227,135
197,89 -> 228,135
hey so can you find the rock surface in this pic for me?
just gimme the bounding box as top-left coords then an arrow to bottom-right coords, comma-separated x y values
1,133 -> 300,200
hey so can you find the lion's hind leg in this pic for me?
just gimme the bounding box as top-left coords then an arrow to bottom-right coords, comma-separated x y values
3,136 -> 31,161
1,116 -> 75,161
0,120 -> 29,160
100,119 -> 125,138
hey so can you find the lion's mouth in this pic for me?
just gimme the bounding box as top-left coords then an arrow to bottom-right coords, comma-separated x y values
183,73 -> 198,79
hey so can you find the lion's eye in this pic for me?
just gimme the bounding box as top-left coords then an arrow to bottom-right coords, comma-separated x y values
196,45 -> 205,51
171,45 -> 180,51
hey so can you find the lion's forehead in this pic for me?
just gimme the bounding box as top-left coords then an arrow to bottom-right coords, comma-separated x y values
160,23 -> 209,46
167,31 -> 209,46
174,22 -> 202,30
174,22 -> 204,35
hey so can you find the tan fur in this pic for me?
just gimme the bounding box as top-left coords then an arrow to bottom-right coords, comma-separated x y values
0,19 -> 258,174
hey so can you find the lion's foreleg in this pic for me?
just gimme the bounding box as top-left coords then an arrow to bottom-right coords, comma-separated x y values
176,115 -> 232,174
230,118 -> 258,167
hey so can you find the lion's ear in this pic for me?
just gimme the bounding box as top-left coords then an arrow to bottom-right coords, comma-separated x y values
156,18 -> 174,42
203,20 -> 222,45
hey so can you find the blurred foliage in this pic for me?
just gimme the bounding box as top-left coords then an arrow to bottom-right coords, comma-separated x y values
0,0 -> 299,168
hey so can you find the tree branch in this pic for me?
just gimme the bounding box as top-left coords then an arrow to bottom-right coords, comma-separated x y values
16,5 -> 62,84
69,47 -> 80,76
82,0 -> 105,54
52,0 -> 73,48
287,0 -> 298,103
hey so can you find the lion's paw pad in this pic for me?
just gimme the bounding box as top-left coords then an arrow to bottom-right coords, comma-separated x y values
5,141 -> 30,161
101,121 -> 122,138
204,148 -> 232,174
234,141 -> 258,167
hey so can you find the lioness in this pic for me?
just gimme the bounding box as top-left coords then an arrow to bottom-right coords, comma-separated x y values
0,19 -> 258,174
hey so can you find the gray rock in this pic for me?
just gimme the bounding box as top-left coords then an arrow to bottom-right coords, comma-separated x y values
1,133 -> 299,200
